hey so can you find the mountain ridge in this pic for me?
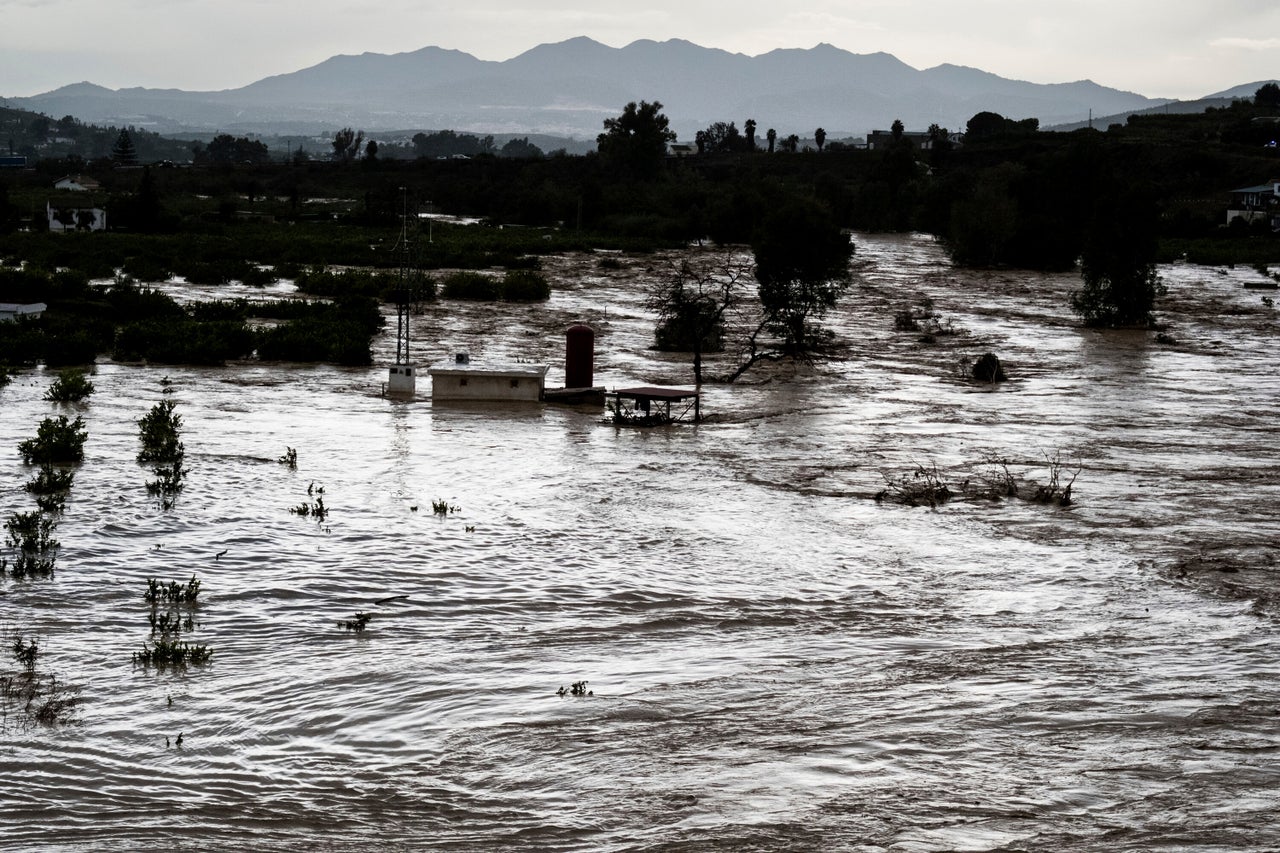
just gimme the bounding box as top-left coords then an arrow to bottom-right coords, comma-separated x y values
7,37 -> 1189,139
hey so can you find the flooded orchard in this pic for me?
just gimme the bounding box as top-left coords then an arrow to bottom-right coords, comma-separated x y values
2,232 -> 1279,851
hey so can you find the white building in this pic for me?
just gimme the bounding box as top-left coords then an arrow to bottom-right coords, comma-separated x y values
0,302 -> 47,322
428,354 -> 548,402
46,202 -> 107,232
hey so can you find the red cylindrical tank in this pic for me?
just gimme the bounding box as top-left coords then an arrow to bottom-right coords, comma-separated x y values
565,324 -> 594,388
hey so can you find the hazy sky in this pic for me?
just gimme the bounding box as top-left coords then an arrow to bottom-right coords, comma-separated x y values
2,0 -> 1277,99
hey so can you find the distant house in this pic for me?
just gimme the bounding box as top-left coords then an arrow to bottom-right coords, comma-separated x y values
668,143 -> 696,158
0,302 -> 47,322
46,202 -> 107,232
867,130 -> 930,150
865,129 -> 960,150
53,174 -> 101,191
1226,180 -> 1280,229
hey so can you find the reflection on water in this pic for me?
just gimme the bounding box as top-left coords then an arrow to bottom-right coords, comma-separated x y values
2,234 -> 1279,851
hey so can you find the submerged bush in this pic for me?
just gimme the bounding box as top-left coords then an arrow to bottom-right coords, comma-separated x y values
441,271 -> 501,300
137,400 -> 184,464
500,270 -> 551,301
440,270 -> 551,302
114,318 -> 255,365
971,353 -> 1007,383
293,267 -> 385,299
3,510 -> 59,578
254,296 -> 382,366
43,368 -> 95,403
137,575 -> 209,668
25,463 -> 74,496
18,416 -> 88,465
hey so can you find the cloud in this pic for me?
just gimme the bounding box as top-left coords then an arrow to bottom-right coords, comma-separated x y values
1211,36 -> 1280,51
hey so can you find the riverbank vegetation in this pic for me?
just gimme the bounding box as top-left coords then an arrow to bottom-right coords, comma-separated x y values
2,90 -> 1278,368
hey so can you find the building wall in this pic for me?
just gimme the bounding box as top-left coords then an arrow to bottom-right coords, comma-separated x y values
430,372 -> 544,402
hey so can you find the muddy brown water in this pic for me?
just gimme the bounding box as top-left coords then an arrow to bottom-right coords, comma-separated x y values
2,233 -> 1278,850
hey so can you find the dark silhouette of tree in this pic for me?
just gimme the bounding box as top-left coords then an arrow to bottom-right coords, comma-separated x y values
596,100 -> 676,180
751,198 -> 853,355
648,253 -> 754,416
332,127 -> 364,162
364,139 -> 379,161
947,163 -> 1022,267
926,123 -> 953,166
111,129 -> 137,166
965,111 -> 1038,142
1256,82 -> 1280,108
133,165 -> 163,232
1071,184 -> 1163,327
744,119 -> 757,151
411,130 -> 495,159
499,137 -> 545,158
814,128 -> 827,152
781,134 -> 800,153
198,134 -> 270,165
891,119 -> 905,142
766,128 -> 777,153
696,121 -> 745,154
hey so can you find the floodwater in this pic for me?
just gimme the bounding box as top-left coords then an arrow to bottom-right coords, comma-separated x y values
2,233 -> 1279,851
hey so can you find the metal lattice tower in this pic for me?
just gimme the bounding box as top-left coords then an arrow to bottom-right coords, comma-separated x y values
392,187 -> 413,366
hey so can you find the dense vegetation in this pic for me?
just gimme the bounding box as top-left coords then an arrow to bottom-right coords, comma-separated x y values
2,91 -> 1278,368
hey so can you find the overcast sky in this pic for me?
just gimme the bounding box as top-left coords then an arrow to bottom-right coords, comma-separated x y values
2,0 -> 1277,100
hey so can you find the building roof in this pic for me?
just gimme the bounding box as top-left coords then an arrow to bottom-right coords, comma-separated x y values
54,174 -> 101,189
0,302 -> 47,319
427,362 -> 548,378
611,386 -> 699,401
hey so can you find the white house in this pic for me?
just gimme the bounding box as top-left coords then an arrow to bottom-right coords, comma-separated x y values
1227,180 -> 1280,228
428,354 -> 548,402
46,202 -> 107,232
0,302 -> 47,322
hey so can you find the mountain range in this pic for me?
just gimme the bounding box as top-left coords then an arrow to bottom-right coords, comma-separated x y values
4,37 -> 1196,141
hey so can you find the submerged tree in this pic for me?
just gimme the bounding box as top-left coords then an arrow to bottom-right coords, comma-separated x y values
648,253 -> 755,417
1070,184 -> 1164,327
751,197 -> 854,355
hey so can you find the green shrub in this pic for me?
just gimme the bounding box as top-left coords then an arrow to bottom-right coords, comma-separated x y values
121,257 -> 171,284
441,271 -> 501,300
255,319 -> 374,366
500,270 -> 551,301
294,267 -> 385,299
137,400 -> 184,464
187,299 -> 249,322
43,368 -> 95,403
114,319 -> 255,365
105,284 -> 185,322
3,510 -> 59,578
18,416 -> 87,465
